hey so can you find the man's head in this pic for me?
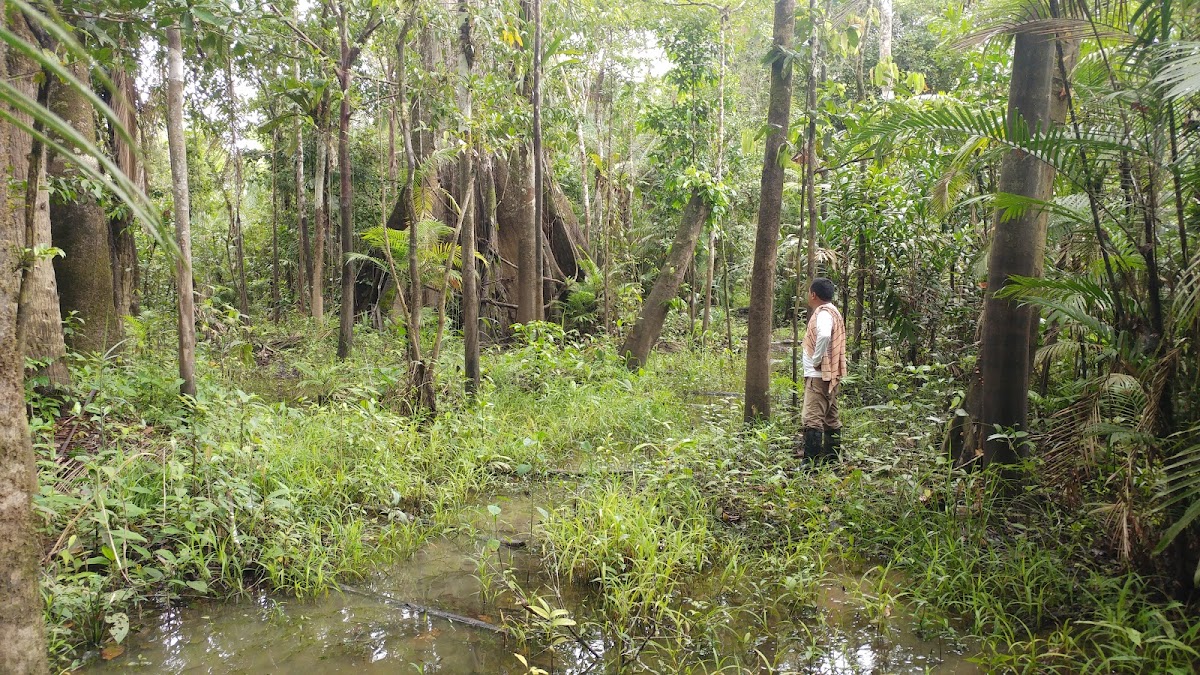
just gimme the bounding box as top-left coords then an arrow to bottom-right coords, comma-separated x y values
809,277 -> 835,307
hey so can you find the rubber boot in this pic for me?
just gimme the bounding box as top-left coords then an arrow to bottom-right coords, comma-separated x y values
823,429 -> 842,465
803,429 -> 825,465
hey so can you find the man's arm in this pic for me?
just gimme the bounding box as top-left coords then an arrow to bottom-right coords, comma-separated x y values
811,311 -> 833,368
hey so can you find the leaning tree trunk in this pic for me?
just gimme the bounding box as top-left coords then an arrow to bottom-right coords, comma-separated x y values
0,15 -> 50,667
620,191 -> 711,369
744,0 -> 796,422
975,28 -> 1060,468
48,61 -> 118,354
166,26 -> 197,397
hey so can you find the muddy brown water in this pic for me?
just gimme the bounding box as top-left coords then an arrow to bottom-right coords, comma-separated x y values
83,495 -> 981,674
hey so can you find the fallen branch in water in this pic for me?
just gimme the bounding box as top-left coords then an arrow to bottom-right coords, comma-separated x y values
336,584 -> 507,634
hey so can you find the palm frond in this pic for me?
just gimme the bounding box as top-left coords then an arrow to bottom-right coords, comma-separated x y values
857,103 -> 1141,189
1173,255 -> 1200,334
997,275 -> 1115,340
930,136 -> 990,216
0,2 -> 170,253
1151,42 -> 1200,100
992,191 -> 1093,226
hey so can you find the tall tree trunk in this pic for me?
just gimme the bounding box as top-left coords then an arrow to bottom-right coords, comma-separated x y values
460,0 -> 479,395
531,0 -> 545,320
514,145 -> 538,324
1168,103 -> 1188,267
271,127 -> 281,322
108,66 -> 140,320
620,191 -> 711,369
976,28 -> 1060,468
803,0 -> 819,283
167,26 -> 197,397
0,17 -> 48,663
11,50 -> 68,386
225,62 -> 249,319
572,76 -> 591,244
744,0 -> 796,422
703,9 -> 729,341
312,113 -> 329,320
49,61 -> 118,353
853,222 -> 866,360
294,61 -> 311,315
336,10 -> 356,360
18,142 -> 69,386
879,0 -> 894,100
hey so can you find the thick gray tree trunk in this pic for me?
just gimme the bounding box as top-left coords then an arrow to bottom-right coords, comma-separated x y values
620,191 -> 711,369
8,35 -> 69,386
744,0 -> 796,422
167,26 -> 197,397
0,13 -> 50,667
48,61 -> 118,354
977,29 -> 1060,467
18,142 -> 70,385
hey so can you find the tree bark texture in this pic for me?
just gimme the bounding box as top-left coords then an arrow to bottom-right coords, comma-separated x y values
48,60 -> 118,354
513,145 -> 538,324
18,143 -> 70,385
225,63 -> 249,319
977,29 -> 1059,467
108,66 -> 140,319
879,0 -> 894,99
0,14 -> 51,666
166,26 -> 197,397
493,152 -> 588,327
7,32 -> 69,385
744,0 -> 795,422
460,0 -> 479,394
312,118 -> 329,320
337,11 -> 356,359
531,0 -> 545,320
294,60 -> 311,314
620,190 -> 711,369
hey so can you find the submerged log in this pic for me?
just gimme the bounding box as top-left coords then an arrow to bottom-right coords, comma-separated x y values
336,584 -> 507,634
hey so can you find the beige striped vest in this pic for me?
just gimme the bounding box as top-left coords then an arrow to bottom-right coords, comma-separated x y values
803,303 -> 847,389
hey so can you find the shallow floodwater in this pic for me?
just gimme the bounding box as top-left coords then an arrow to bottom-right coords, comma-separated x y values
83,495 -> 981,674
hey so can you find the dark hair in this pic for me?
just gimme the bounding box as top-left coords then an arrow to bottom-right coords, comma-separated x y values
810,277 -> 835,302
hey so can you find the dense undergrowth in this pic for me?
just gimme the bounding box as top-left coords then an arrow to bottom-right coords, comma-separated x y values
30,313 -> 1200,672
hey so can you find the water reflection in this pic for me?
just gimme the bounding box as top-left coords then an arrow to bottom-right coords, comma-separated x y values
83,496 -> 979,674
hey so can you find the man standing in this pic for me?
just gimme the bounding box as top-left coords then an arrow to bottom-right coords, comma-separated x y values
801,277 -> 847,464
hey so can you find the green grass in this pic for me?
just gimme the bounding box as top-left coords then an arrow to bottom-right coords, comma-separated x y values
32,316 -> 1200,672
